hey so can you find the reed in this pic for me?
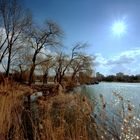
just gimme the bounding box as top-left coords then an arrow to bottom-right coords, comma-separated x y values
0,80 -> 98,140
0,80 -> 24,139
36,93 -> 98,140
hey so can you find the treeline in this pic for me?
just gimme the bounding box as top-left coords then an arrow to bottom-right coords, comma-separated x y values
96,72 -> 140,82
0,0 -> 94,86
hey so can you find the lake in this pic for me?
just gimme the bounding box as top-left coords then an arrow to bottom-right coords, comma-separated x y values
77,82 -> 140,139
76,82 -> 140,117
81,82 -> 140,105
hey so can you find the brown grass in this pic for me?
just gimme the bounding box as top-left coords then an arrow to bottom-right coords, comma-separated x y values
0,80 -> 98,140
36,93 -> 98,140
0,80 -> 33,140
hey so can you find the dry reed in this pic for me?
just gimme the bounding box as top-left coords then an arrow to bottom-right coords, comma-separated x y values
0,80 -> 98,140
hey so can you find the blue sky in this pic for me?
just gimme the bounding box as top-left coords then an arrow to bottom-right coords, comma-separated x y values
23,0 -> 140,75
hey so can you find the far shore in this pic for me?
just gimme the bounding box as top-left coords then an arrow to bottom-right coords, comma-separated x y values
101,81 -> 140,83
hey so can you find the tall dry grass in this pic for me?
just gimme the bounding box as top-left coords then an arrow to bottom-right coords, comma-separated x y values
0,81 -> 23,140
0,79 -> 34,140
94,92 -> 140,140
36,93 -> 98,140
0,80 -> 98,140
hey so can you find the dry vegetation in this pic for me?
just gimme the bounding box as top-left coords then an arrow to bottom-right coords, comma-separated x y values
94,92 -> 140,140
35,93 -> 98,140
0,80 -> 32,140
0,80 -> 98,140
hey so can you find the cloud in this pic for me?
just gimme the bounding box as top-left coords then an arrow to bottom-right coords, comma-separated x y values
95,48 -> 140,75
106,55 -> 135,65
94,53 -> 107,66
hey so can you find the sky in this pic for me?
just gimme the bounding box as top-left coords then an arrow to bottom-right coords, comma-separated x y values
23,0 -> 140,75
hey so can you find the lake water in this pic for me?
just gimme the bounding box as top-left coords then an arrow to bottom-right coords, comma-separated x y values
81,82 -> 140,104
76,82 -> 140,117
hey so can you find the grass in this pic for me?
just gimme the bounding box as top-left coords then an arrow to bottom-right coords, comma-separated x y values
36,93 -> 98,140
0,80 -> 98,140
0,80 -> 27,140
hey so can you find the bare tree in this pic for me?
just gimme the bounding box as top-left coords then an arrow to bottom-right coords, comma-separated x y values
53,43 -> 89,84
70,54 -> 93,82
0,28 -> 8,63
53,52 -> 68,84
0,0 -> 32,76
27,21 -> 62,85
11,45 -> 32,82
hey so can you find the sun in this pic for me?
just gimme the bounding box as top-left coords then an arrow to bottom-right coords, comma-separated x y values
112,20 -> 126,36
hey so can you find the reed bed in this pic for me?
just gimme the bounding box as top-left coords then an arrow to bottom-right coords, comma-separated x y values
35,93 -> 98,140
0,80 -> 98,140
0,80 -> 34,140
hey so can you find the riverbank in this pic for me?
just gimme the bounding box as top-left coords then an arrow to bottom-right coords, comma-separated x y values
0,80 -> 98,140
102,80 -> 140,83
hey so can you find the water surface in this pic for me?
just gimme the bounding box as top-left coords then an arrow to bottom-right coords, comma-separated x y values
81,82 -> 140,104
77,82 -> 140,117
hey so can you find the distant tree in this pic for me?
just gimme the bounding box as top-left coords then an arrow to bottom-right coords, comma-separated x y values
100,72 -> 140,82
136,74 -> 140,81
116,72 -> 125,81
104,75 -> 116,82
96,72 -> 104,81
116,72 -> 124,77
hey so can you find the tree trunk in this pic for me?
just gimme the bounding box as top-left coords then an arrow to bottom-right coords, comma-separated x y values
71,72 -> 76,81
19,65 -> 23,82
43,70 -> 48,84
28,64 -> 35,85
28,52 -> 37,85
6,45 -> 12,76
58,75 -> 62,85
54,72 -> 59,83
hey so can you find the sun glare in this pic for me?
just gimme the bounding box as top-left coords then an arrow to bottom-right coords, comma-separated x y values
112,21 -> 126,36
